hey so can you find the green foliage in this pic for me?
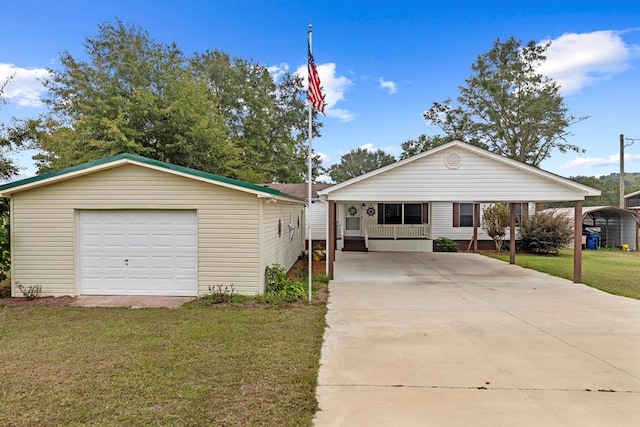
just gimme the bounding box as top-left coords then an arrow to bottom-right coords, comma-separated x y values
16,282 -> 42,300
264,264 -> 306,302
399,134 -> 449,159
314,274 -> 330,284
0,74 -> 20,179
424,37 -> 585,167
434,237 -> 458,252
9,19 -> 321,183
519,211 -> 573,254
199,284 -> 239,305
481,203 -> 510,251
326,147 -> 396,183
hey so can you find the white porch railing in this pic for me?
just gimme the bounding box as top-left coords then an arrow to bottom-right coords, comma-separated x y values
365,224 -> 431,246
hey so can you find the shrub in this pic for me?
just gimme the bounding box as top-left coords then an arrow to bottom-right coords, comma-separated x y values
264,264 -> 306,302
434,237 -> 457,252
481,203 -> 510,252
200,284 -> 237,305
16,282 -> 42,300
519,211 -> 573,255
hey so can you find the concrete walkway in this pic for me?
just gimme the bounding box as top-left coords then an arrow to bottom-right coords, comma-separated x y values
71,295 -> 194,308
314,252 -> 640,426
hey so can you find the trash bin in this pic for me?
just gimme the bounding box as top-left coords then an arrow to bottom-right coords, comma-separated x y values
586,232 -> 599,250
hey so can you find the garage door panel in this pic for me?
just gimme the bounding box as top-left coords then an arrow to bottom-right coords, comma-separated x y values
79,210 -> 197,296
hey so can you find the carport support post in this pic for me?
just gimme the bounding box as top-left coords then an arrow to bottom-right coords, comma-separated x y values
574,200 -> 583,283
328,200 -> 336,279
509,203 -> 516,264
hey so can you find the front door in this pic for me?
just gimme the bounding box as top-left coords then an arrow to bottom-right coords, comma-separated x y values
344,204 -> 361,236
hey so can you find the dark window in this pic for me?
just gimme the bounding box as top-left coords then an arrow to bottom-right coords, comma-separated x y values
404,204 -> 422,224
384,204 -> 402,224
459,203 -> 474,227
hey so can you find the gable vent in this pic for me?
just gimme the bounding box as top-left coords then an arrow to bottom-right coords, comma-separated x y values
444,152 -> 462,169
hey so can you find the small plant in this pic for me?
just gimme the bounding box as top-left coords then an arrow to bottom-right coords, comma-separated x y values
264,264 -> 306,302
314,274 -> 330,284
312,244 -> 326,261
434,237 -> 458,252
201,284 -> 236,305
481,203 -> 510,252
16,282 -> 42,300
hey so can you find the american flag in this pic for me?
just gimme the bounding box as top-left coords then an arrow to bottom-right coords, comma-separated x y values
307,42 -> 325,114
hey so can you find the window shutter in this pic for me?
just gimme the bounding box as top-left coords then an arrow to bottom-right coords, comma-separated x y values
422,203 -> 429,224
378,203 -> 384,224
522,203 -> 529,220
453,203 -> 459,227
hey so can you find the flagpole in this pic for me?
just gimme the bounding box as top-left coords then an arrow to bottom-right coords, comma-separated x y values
307,24 -> 313,305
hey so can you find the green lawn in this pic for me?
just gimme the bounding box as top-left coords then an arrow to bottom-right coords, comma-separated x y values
484,249 -> 640,299
0,302 -> 326,426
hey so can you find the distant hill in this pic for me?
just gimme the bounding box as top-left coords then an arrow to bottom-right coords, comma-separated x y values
546,173 -> 640,208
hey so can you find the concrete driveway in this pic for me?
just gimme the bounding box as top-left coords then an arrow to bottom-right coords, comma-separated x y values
314,252 -> 640,426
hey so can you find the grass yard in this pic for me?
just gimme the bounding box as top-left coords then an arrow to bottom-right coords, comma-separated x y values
0,302 -> 326,426
484,249 -> 640,300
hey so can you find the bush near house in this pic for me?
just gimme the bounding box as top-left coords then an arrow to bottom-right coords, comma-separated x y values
519,210 -> 573,254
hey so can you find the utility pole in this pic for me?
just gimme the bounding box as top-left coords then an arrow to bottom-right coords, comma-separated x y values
620,134 -> 625,208
620,134 -> 639,208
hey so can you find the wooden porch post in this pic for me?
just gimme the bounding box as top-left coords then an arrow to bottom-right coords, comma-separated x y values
509,203 -> 516,265
574,200 -> 583,283
328,200 -> 336,280
472,203 -> 480,253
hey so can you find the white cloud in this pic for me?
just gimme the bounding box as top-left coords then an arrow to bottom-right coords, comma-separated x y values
379,77 -> 397,94
359,143 -> 375,152
315,151 -> 330,164
559,153 -> 640,170
538,30 -> 639,94
0,63 -> 49,107
295,62 -> 354,121
267,63 -> 289,81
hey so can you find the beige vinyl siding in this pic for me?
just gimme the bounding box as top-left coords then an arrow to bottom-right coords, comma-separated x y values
327,147 -> 590,202
261,201 -> 304,292
11,164 -> 263,296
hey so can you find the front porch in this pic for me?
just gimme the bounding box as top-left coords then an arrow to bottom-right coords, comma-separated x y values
336,202 -> 433,253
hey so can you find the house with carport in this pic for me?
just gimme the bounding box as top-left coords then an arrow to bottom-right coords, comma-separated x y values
318,140 -> 601,281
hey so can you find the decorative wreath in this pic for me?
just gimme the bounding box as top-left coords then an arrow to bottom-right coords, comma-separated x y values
348,206 -> 358,216
366,206 -> 376,216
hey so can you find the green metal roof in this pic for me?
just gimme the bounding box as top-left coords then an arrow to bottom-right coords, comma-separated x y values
0,153 -> 282,196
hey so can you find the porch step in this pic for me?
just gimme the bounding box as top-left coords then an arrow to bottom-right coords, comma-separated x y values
343,236 -> 368,252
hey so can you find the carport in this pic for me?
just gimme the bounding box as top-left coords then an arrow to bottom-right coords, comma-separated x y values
319,141 -> 601,283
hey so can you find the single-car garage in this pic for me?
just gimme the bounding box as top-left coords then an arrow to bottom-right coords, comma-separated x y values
0,154 -> 305,298
78,210 -> 198,296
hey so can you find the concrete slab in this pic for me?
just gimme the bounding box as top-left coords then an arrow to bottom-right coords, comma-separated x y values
315,252 -> 640,426
70,295 -> 194,308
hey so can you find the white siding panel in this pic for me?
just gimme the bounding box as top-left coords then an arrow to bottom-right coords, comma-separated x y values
328,147 -> 589,202
309,201 -> 327,241
11,164 -> 264,297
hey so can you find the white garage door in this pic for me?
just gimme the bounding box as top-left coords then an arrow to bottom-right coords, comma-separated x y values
79,210 -> 197,296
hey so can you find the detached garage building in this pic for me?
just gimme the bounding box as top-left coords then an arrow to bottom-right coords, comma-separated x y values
0,154 -> 305,297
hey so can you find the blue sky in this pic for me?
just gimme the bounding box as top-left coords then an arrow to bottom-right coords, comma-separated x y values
1,1 -> 639,181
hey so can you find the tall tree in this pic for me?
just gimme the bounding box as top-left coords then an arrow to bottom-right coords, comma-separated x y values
0,73 -> 20,179
424,37 -> 585,167
11,19 -> 319,183
191,51 -> 322,182
327,147 -> 396,183
399,134 -> 449,160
